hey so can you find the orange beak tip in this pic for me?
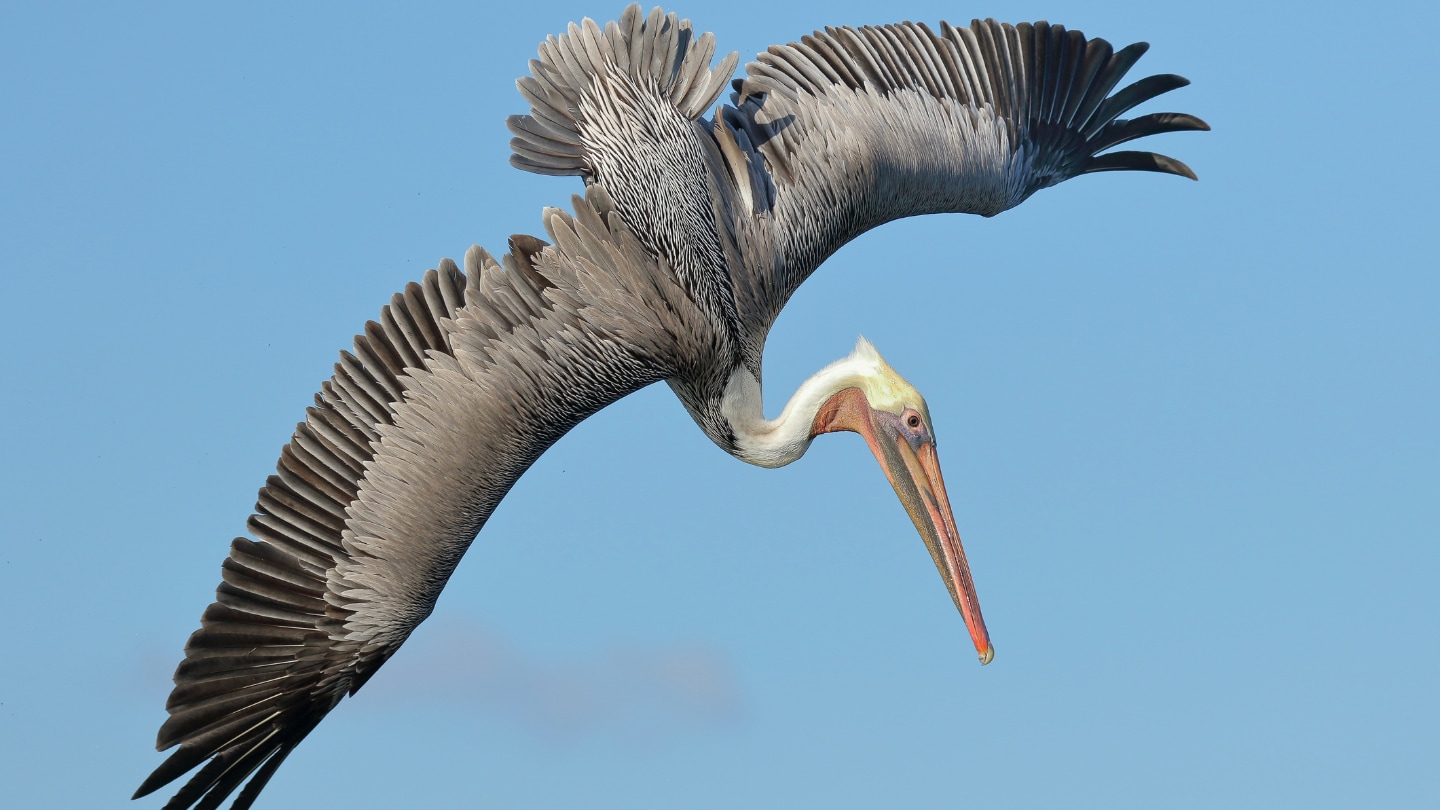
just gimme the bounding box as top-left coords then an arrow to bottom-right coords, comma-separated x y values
979,644 -> 995,666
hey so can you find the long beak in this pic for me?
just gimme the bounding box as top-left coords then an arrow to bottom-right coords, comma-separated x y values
860,410 -> 994,666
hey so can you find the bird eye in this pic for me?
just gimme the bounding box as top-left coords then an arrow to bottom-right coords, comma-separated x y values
906,413 -> 921,430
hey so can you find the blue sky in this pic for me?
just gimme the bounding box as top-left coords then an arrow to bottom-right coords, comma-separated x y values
2,1 -> 1436,808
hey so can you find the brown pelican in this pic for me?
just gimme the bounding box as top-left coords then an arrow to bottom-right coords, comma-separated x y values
135,5 -> 1206,808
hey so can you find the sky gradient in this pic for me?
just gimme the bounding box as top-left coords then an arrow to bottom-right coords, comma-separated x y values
2,1 -> 1437,808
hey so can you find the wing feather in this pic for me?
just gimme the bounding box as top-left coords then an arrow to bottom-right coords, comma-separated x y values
136,189 -> 717,809
714,17 -> 1208,338
507,4 -> 738,183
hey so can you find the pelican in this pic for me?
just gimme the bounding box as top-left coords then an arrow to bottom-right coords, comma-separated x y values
136,6 -> 1206,808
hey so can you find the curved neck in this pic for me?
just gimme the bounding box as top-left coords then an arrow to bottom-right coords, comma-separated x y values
719,355 -> 875,468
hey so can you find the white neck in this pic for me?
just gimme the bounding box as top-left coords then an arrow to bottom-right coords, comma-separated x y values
719,354 -> 878,469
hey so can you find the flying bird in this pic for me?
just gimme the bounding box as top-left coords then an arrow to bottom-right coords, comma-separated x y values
136,5 -> 1207,808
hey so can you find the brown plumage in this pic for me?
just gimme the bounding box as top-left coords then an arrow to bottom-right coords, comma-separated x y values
137,6 -> 1206,808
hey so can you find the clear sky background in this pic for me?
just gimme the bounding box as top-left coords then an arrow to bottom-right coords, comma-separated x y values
2,1 -> 1436,808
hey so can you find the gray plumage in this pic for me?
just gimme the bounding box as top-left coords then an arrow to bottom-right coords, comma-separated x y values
136,6 -> 1206,809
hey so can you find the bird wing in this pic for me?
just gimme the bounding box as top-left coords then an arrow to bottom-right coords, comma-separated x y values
507,4 -> 748,356
135,191 -> 724,810
506,4 -> 738,180
504,8 -> 1206,359
715,17 -> 1208,337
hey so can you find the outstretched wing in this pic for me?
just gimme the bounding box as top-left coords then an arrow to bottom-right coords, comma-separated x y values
715,17 -> 1208,336
134,191 -> 723,810
505,8 -> 1206,359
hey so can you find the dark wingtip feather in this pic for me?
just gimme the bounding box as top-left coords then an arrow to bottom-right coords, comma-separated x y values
1090,112 -> 1210,153
1082,149 -> 1198,180
135,744 -> 211,799
1090,73 -> 1192,133
229,743 -> 302,809
136,715 -> 325,810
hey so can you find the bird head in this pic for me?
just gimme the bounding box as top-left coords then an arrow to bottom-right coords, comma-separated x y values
809,338 -> 994,665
